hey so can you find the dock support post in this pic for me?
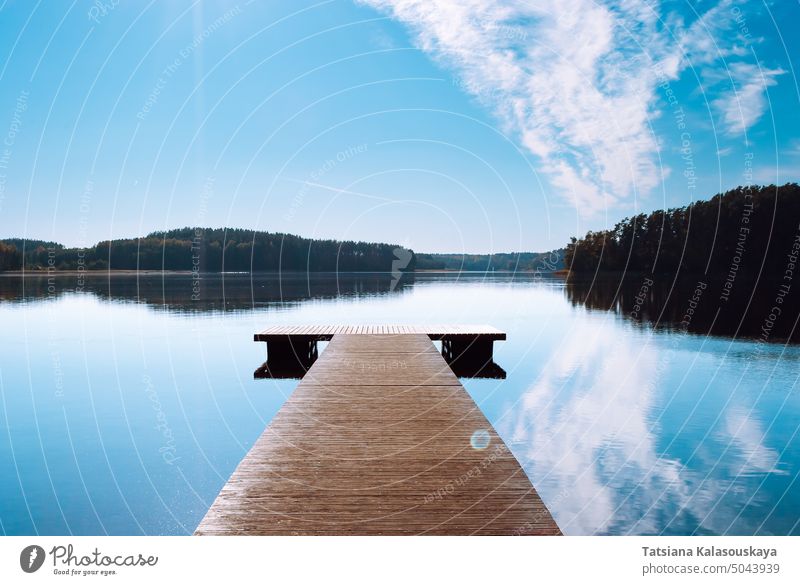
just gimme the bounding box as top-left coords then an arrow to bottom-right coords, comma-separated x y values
267,336 -> 318,365
254,336 -> 319,379
441,335 -> 495,365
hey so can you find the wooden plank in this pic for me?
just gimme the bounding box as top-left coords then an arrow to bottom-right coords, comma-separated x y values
249,324 -> 506,335
196,334 -> 559,535
256,324 -> 506,340
321,334 -> 435,353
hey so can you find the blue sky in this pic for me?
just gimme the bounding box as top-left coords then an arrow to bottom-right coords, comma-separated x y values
0,0 -> 798,253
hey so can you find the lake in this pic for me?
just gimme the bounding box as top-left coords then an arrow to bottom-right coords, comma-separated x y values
0,272 -> 798,535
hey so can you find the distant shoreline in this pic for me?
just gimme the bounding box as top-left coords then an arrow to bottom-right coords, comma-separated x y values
565,269 -> 790,282
0,269 -> 194,276
1,268 -> 565,276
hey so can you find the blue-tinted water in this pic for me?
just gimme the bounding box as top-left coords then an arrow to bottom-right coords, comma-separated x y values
0,273 -> 798,535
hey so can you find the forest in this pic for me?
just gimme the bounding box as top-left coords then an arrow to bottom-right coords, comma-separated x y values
0,228 -> 415,273
565,184 -> 800,278
415,251 -> 563,271
5,184 -> 795,277
0,241 -> 23,271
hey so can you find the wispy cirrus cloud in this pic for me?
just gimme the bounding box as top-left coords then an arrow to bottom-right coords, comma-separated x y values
712,62 -> 784,136
358,0 -> 782,214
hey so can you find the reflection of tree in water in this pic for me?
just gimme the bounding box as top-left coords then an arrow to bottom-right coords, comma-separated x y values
566,275 -> 799,343
0,272 -> 415,313
563,184 -> 800,343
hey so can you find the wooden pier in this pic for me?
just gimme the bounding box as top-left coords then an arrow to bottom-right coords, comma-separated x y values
195,327 -> 560,535
253,324 -> 507,379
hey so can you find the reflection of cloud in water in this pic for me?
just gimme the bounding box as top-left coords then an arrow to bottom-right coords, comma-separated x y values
499,315 -> 783,535
723,407 -> 784,477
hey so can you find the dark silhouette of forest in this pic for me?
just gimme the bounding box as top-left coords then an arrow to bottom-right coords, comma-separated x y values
565,184 -> 800,342
0,228 -> 415,273
0,241 -> 23,271
565,184 -> 800,278
1,228 -> 565,274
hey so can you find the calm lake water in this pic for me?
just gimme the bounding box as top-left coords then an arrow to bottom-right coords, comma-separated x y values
1,272 -> 798,535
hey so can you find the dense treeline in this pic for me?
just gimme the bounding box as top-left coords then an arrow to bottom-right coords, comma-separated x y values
415,250 -> 564,271
0,238 -> 63,271
565,184 -> 800,278
0,242 -> 23,271
1,228 -> 416,272
0,228 -> 566,274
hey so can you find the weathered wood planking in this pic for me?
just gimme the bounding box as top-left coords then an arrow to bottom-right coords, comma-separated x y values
196,333 -> 559,535
254,324 -> 506,341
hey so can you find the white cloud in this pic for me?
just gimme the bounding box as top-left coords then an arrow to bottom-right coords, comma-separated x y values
712,62 -> 784,135
723,406 -> 784,476
496,314 -> 785,534
358,0 -> 782,214
751,163 -> 800,185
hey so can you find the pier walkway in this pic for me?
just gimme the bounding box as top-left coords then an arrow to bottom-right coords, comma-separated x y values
195,329 -> 559,535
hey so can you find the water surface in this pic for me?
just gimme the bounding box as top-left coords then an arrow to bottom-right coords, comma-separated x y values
0,272 -> 798,535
